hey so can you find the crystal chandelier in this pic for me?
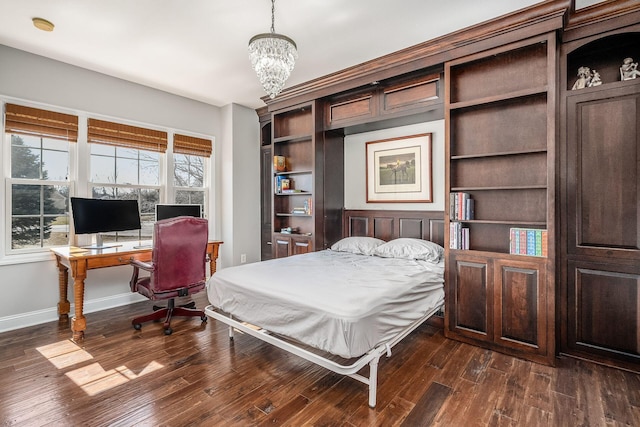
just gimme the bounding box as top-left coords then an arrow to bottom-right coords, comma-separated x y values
248,0 -> 297,99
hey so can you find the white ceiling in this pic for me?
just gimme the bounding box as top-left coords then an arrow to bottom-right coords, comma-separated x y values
0,0 -> 545,110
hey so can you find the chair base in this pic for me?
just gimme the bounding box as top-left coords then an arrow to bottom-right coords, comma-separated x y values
132,299 -> 207,335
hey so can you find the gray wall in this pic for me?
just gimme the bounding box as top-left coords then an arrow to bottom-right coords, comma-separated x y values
0,45 -> 260,332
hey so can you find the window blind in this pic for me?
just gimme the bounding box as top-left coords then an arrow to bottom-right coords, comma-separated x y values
87,118 -> 168,153
5,104 -> 78,142
173,133 -> 212,157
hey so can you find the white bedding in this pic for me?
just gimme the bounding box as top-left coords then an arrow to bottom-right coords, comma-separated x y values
206,249 -> 444,358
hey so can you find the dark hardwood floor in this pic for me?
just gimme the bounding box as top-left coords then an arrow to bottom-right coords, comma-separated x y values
1,293 -> 638,426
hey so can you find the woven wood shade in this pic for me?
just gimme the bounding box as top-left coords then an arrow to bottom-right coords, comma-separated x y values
88,118 -> 168,153
174,133 -> 212,157
5,104 -> 78,142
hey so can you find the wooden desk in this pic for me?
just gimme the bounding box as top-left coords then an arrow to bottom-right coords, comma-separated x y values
51,240 -> 222,341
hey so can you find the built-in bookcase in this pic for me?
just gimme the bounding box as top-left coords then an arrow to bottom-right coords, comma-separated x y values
271,101 -> 344,258
444,34 -> 556,365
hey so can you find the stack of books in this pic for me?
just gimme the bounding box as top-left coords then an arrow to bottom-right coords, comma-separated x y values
450,192 -> 474,220
449,222 -> 470,249
509,228 -> 547,257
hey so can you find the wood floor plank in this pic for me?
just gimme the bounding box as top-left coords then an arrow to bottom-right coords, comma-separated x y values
493,357 -> 531,421
401,381 -> 451,427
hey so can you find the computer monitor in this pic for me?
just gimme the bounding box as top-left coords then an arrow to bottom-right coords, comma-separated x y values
155,204 -> 202,221
70,197 -> 142,249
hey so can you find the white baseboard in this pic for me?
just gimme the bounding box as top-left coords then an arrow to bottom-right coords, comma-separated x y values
0,292 -> 147,334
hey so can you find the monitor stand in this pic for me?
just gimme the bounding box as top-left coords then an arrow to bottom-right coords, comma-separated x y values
82,233 -> 122,250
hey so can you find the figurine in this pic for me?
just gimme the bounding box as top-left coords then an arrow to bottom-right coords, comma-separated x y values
588,69 -> 602,87
571,66 -> 592,90
620,57 -> 640,80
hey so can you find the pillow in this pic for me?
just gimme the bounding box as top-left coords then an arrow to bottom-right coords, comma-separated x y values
373,238 -> 444,262
330,236 -> 386,256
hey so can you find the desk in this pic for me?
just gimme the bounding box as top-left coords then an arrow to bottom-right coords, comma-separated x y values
51,240 -> 222,340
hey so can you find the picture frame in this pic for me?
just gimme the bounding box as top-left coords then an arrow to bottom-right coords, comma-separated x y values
366,133 -> 432,203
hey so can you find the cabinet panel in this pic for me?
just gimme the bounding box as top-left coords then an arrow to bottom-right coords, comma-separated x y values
273,234 -> 312,258
567,261 -> 640,363
494,259 -> 546,351
274,237 -> 291,259
291,236 -> 312,255
449,255 -> 492,339
382,76 -> 439,113
569,91 -> 640,252
327,93 -> 375,125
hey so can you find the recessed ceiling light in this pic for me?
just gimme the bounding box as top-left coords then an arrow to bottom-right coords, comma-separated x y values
32,17 -> 55,32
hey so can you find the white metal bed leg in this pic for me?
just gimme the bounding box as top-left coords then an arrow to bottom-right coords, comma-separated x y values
228,314 -> 234,340
368,356 -> 380,408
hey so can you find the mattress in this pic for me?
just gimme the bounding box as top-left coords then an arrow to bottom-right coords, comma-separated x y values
206,249 -> 444,358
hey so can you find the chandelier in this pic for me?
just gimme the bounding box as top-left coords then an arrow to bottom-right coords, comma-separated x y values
248,0 -> 297,99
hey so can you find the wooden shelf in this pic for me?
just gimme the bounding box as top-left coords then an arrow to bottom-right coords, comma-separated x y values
451,148 -> 546,160
275,192 -> 312,196
273,134 -> 313,144
451,185 -> 547,192
275,170 -> 312,176
450,219 -> 547,226
449,86 -> 547,110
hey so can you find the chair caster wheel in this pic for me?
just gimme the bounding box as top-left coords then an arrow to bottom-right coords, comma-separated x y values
201,315 -> 208,322
164,328 -> 173,335
133,323 -> 142,330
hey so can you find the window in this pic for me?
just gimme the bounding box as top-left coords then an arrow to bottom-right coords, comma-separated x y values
173,133 -> 212,207
4,104 -> 76,252
88,119 -> 167,244
2,103 -> 213,256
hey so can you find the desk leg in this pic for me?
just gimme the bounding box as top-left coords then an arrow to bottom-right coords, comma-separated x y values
209,243 -> 220,276
55,257 -> 70,319
71,272 -> 87,341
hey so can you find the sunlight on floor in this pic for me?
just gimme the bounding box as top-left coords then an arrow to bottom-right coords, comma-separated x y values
36,340 -> 164,396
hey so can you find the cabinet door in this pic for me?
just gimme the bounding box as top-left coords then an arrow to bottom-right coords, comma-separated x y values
567,260 -> 640,365
494,258 -> 547,354
274,236 -> 291,259
291,236 -> 311,255
447,253 -> 493,342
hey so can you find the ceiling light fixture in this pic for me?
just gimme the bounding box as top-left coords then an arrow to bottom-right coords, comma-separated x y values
248,0 -> 297,99
32,17 -> 55,32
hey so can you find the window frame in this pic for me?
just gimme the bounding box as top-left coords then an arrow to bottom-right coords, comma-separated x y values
1,100 -> 213,264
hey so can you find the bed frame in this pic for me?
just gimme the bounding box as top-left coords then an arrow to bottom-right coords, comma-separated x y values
205,209 -> 445,408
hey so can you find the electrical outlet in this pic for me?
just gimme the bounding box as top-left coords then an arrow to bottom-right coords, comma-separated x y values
240,254 -> 247,263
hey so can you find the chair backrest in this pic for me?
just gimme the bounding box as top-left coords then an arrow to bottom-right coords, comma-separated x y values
150,216 -> 209,293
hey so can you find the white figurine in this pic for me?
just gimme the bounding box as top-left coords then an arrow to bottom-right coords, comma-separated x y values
572,66 -> 592,90
620,57 -> 640,80
588,69 -> 602,87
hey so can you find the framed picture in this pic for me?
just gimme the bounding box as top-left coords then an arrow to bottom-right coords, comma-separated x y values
366,133 -> 432,203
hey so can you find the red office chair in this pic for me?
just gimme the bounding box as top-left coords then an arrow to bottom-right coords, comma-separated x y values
129,216 -> 209,335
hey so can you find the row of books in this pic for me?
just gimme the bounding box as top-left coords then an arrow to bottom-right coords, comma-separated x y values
449,222 -> 470,250
510,228 -> 548,257
450,192 -> 474,220
291,198 -> 313,215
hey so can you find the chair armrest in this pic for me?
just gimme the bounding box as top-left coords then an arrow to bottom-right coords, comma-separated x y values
130,259 -> 153,272
129,259 -> 154,293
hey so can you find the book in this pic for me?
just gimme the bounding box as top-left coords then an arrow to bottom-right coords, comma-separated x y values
450,192 -> 474,221
509,227 -> 548,257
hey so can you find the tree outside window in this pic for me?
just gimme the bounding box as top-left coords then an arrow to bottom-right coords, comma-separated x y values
9,135 -> 70,249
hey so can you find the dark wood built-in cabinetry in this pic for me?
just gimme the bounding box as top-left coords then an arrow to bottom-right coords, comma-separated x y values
444,33 -> 557,365
255,0 -> 640,373
270,101 -> 344,258
560,18 -> 640,370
